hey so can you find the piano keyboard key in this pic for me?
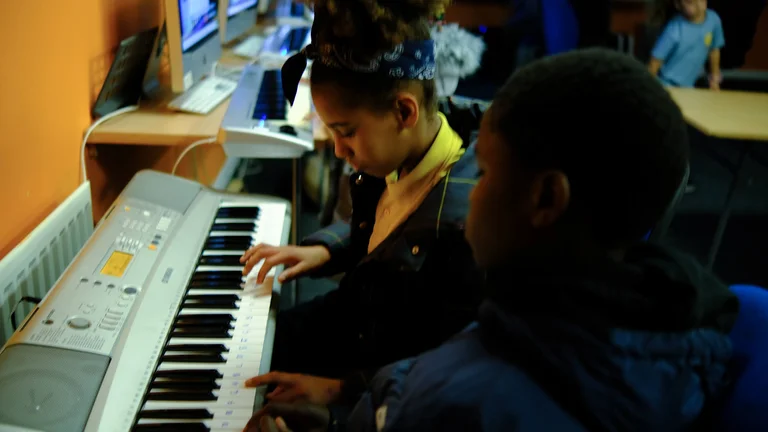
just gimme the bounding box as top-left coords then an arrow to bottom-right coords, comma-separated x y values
202,250 -> 245,257
140,408 -> 253,420
136,418 -> 250,432
213,218 -> 259,226
155,364 -> 256,379
128,200 -> 276,431
216,206 -> 261,219
210,222 -> 258,232
198,256 -> 243,266
166,340 -> 263,355
133,422 -> 213,432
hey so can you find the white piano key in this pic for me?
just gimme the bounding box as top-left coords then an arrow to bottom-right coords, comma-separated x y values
140,406 -> 254,419
178,309 -> 268,319
186,289 -> 245,296
142,395 -> 255,409
195,265 -> 246,272
167,339 -> 264,354
178,308 -> 270,320
219,202 -> 262,208
150,378 -> 250,390
202,250 -> 248,256
158,359 -> 261,369
154,365 -> 257,379
208,231 -> 259,238
148,387 -> 257,398
215,218 -> 260,224
162,351 -> 263,362
137,418 -> 250,430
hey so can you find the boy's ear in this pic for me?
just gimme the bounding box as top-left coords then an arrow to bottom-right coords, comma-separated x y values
529,170 -> 571,228
395,93 -> 420,129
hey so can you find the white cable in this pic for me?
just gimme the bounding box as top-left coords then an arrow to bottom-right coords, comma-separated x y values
80,105 -> 141,184
172,137 -> 219,175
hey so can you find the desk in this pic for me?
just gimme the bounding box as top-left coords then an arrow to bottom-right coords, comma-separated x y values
667,88 -> 768,269
86,19 -> 311,222
667,88 -> 768,142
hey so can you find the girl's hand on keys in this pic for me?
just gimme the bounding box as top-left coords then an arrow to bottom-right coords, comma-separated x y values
240,244 -> 331,284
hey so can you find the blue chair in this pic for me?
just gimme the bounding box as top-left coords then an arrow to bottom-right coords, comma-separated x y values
540,0 -> 579,55
717,284 -> 768,431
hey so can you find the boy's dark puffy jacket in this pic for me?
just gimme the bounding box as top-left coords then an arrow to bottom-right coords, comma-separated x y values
346,244 -> 739,432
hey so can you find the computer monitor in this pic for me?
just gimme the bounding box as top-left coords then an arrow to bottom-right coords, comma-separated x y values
221,0 -> 259,44
164,0 -> 223,93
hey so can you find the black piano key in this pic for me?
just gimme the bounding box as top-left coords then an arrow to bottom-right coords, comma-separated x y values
202,242 -> 252,251
175,314 -> 234,322
133,422 -> 211,432
165,344 -> 229,353
161,354 -> 227,363
181,302 -> 239,310
176,314 -> 234,322
152,377 -> 221,385
146,391 -> 217,401
171,331 -> 234,341
206,234 -> 254,242
173,319 -> 232,328
171,330 -> 232,339
191,271 -> 244,282
187,280 -> 244,289
172,325 -> 233,334
150,381 -> 222,391
139,409 -> 214,420
216,206 -> 260,218
173,320 -> 234,329
153,370 -> 223,379
185,294 -> 241,302
204,239 -> 254,247
210,222 -> 258,232
198,256 -> 243,266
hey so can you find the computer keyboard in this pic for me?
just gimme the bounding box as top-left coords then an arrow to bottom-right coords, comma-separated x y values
167,76 -> 238,115
233,34 -> 265,59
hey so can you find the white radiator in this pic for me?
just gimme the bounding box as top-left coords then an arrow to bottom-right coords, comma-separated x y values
0,182 -> 94,346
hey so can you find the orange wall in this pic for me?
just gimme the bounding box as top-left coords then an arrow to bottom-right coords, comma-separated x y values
0,1 -> 159,259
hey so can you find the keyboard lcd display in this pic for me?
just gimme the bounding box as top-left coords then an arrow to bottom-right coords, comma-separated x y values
101,251 -> 133,277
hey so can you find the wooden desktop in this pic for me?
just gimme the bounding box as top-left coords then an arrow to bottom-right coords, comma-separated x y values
667,87 -> 768,142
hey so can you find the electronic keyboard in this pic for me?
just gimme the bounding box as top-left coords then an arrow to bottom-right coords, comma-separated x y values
0,170 -> 292,432
219,64 -> 313,160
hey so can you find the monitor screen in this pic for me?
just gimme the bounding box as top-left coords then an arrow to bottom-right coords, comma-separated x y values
178,0 -> 219,51
228,0 -> 258,17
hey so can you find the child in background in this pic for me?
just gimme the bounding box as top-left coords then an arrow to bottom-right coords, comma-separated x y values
648,0 -> 725,89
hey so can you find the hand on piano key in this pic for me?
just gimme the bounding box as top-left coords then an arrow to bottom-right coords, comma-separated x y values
243,402 -> 331,432
243,372 -> 342,406
239,244 -> 331,284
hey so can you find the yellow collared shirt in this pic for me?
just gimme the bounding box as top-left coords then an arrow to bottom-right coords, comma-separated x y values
368,113 -> 464,253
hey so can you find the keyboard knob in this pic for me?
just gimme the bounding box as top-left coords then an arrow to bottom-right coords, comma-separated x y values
279,125 -> 298,136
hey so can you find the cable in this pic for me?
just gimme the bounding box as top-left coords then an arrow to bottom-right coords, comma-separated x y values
10,296 -> 42,332
212,58 -> 258,82
172,137 -> 218,176
80,105 -> 141,184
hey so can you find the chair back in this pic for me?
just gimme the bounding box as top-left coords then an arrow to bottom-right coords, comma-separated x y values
540,0 -> 579,55
717,285 -> 768,431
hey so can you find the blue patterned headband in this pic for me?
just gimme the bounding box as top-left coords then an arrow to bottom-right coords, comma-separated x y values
281,39 -> 436,106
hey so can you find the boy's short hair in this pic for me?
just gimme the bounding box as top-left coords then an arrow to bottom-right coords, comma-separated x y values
490,48 -> 690,247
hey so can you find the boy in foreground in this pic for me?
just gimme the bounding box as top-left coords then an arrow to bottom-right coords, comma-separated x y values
247,48 -> 739,432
